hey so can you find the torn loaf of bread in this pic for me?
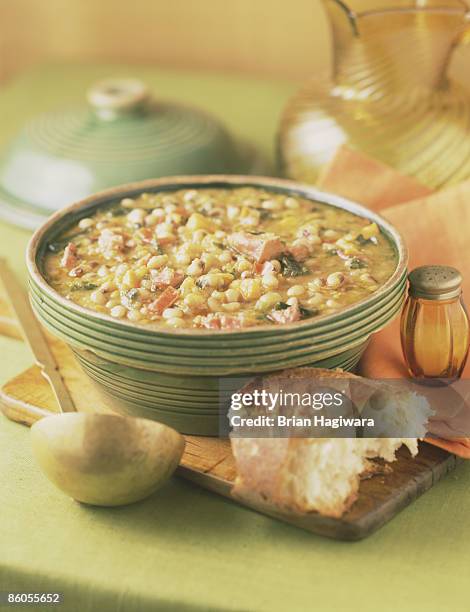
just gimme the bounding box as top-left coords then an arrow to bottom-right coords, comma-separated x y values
230,367 -> 432,519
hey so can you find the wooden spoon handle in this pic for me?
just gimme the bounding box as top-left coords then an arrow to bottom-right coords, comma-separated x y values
0,259 -> 75,413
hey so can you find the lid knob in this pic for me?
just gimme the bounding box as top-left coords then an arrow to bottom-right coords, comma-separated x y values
408,265 -> 463,300
87,78 -> 150,120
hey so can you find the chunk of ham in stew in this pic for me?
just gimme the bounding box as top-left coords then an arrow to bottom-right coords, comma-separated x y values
269,298 -> 301,324
229,232 -> 284,264
60,243 -> 78,270
150,267 -> 184,290
148,287 -> 179,315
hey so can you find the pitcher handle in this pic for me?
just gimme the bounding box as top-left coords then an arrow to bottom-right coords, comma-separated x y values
324,0 -> 359,37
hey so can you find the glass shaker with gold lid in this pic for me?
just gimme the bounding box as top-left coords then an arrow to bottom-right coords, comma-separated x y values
401,265 -> 470,379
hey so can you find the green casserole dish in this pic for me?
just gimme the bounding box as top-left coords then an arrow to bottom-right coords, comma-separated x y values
27,175 -> 407,433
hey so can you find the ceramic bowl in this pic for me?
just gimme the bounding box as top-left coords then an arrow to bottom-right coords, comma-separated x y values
27,175 -> 408,434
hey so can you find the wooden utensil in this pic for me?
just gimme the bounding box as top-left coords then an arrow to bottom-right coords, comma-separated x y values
0,260 -> 185,506
0,259 -> 75,412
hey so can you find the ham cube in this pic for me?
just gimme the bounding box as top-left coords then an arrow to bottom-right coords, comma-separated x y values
269,298 -> 301,324
199,316 -> 222,330
150,267 -> 184,290
60,243 -> 78,270
229,232 -> 284,264
156,235 -> 177,246
200,314 -> 243,330
287,241 -> 311,262
135,228 -> 154,244
148,287 -> 179,315
219,315 -> 243,330
69,266 -> 84,278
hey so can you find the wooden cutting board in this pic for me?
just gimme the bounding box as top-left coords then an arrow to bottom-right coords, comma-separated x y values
0,299 -> 458,540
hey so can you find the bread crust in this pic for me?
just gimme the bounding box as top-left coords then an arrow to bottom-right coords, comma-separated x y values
230,367 -> 421,518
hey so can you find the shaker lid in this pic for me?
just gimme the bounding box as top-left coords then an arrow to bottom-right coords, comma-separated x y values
408,265 -> 463,300
0,78 -> 261,229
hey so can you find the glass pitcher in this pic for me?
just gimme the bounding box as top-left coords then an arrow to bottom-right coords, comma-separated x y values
279,0 -> 470,189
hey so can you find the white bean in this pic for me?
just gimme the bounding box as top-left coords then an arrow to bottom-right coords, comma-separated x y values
186,259 -> 204,277
307,293 -> 324,307
326,299 -> 340,308
261,199 -> 282,211
208,297 -> 221,312
106,299 -> 120,309
145,214 -> 157,227
255,292 -> 282,311
287,285 -> 305,297
307,235 -> 321,246
127,310 -> 143,322
183,190 -> 197,202
101,280 -> 116,292
147,255 -> 168,270
175,251 -> 191,266
218,251 -> 233,265
211,290 -> 225,300
151,208 -> 165,221
115,263 -> 129,277
91,290 -> 107,305
262,273 -> 279,290
162,308 -> 183,319
110,305 -> 127,318
225,288 -> 240,303
326,272 -> 344,289
184,293 -> 205,309
285,197 -> 299,209
97,265 -> 109,277
78,218 -> 94,230
126,208 -> 146,225
323,229 -> 340,240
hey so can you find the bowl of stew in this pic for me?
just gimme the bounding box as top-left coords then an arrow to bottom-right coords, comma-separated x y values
27,175 -> 407,434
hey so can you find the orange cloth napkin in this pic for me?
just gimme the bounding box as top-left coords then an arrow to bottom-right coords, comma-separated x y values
318,145 -> 432,210
318,145 -> 470,458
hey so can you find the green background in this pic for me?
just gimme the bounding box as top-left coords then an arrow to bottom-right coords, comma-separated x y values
0,65 -> 469,612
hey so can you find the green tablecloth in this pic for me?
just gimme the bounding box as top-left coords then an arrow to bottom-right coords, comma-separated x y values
0,65 -> 469,612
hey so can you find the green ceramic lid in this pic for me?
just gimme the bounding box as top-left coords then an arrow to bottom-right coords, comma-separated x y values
0,78 -> 261,229
408,265 -> 462,300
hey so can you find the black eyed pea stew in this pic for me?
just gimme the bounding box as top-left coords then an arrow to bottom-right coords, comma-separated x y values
43,188 -> 397,330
